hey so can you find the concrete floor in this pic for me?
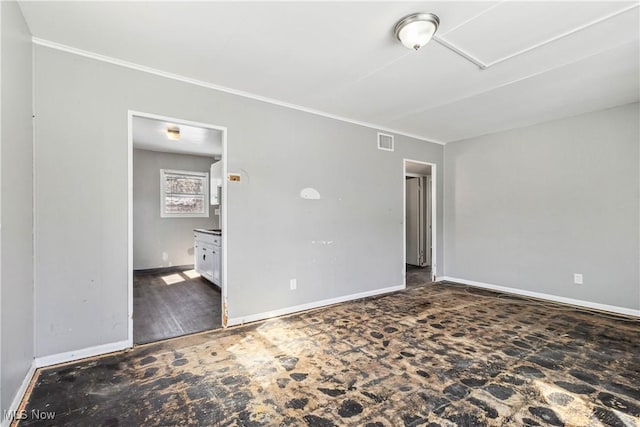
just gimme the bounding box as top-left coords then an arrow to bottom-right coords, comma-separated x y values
19,282 -> 640,426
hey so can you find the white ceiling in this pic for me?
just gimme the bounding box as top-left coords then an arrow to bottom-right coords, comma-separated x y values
19,1 -> 640,143
132,116 -> 222,157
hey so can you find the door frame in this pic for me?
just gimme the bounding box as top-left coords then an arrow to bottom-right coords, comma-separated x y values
403,159 -> 437,286
127,110 -> 228,347
404,175 -> 425,267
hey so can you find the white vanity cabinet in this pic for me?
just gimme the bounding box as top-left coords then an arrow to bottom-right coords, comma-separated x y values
195,241 -> 214,282
194,230 -> 221,286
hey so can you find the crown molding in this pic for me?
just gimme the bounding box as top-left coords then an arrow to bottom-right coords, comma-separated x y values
31,37 -> 446,146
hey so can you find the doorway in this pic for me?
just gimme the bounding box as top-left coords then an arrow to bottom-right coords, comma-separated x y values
404,160 -> 436,287
128,111 -> 228,346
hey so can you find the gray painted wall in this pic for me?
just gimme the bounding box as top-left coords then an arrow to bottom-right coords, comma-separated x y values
33,46 -> 443,357
133,148 -> 217,269
444,103 -> 640,310
0,0 -> 34,414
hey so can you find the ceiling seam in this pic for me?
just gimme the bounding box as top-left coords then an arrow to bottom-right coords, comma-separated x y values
437,0 -> 507,37
344,51 -> 413,88
435,2 -> 640,70
482,2 -> 640,68
432,37 -> 487,69
382,38 -> 639,125
31,37 -> 446,146
316,50 -> 414,105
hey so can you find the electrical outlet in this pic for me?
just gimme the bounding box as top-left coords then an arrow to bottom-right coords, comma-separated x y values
290,278 -> 297,290
573,273 -> 583,285
214,208 -> 220,215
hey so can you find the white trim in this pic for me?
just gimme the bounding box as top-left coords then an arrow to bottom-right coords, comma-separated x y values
386,45 -> 628,125
221,124 -> 228,326
483,3 -> 640,68
31,39 -> 38,373
404,174 -> 428,267
437,1 -> 506,37
403,160 -> 437,282
34,340 -> 130,369
227,285 -> 404,326
402,167 -> 406,287
0,2 -> 3,416
33,37 -> 444,146
425,174 -> 433,268
159,168 -> 210,218
435,2 -> 639,70
127,112 -> 134,347
440,276 -> 640,318
433,37 -> 487,70
128,110 -> 228,343
0,362 -> 36,427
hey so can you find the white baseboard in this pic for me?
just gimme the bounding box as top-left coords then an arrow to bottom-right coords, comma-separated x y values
227,284 -> 405,326
440,276 -> 640,317
2,340 -> 131,426
34,339 -> 130,368
34,285 -> 406,366
1,361 -> 36,427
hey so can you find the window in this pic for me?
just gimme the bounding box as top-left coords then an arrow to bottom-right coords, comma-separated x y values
160,169 -> 209,218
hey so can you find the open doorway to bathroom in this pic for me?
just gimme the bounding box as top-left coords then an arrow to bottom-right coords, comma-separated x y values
404,160 -> 436,287
129,112 -> 227,345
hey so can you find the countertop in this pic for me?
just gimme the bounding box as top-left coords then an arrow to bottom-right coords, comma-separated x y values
194,228 -> 222,236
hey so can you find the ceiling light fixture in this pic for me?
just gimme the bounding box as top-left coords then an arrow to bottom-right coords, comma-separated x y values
394,13 -> 440,51
167,125 -> 181,141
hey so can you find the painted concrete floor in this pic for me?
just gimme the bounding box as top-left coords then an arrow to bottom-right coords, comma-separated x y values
19,283 -> 640,426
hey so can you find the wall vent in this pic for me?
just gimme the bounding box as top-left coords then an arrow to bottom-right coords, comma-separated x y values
377,133 -> 394,151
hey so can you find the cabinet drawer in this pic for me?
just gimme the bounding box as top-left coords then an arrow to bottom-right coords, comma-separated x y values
194,232 -> 220,245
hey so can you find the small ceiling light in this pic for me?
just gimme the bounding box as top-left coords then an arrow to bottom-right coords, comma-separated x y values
394,13 -> 440,51
167,125 -> 181,141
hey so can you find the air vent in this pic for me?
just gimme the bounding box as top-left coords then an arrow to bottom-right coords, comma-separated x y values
377,133 -> 394,151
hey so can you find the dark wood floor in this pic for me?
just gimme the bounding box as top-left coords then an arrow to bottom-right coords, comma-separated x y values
133,269 -> 222,345
20,282 -> 640,426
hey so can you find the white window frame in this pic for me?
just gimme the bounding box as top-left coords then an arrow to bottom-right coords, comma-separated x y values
160,169 -> 210,218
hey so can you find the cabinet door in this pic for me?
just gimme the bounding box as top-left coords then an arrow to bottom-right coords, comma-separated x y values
201,244 -> 215,281
211,246 -> 221,286
194,242 -> 204,274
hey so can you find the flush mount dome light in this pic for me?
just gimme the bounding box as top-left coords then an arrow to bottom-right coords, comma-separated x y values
394,13 -> 440,51
167,125 -> 181,141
